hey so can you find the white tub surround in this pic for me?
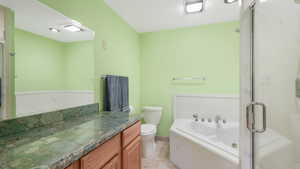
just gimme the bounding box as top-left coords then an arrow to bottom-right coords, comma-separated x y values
173,94 -> 240,122
170,119 -> 239,169
170,94 -> 240,169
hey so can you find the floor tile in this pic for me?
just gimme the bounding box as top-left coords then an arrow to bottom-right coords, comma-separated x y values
142,140 -> 179,169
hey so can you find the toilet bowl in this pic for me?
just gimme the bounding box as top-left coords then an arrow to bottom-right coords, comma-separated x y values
141,106 -> 162,158
141,124 -> 157,158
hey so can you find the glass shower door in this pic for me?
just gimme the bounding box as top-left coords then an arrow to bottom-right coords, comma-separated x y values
241,0 -> 300,169
0,43 -> 2,117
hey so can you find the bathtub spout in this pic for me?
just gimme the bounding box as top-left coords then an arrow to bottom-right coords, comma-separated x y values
215,115 -> 222,128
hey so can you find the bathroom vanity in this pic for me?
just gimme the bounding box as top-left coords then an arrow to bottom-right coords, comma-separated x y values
67,121 -> 141,169
0,104 -> 142,169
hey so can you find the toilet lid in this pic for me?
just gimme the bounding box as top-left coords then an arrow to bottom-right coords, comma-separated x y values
141,124 -> 156,135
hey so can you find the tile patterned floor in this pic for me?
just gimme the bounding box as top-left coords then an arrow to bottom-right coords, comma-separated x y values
142,141 -> 179,169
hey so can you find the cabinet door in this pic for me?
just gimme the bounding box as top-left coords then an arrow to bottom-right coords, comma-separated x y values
81,134 -> 121,169
102,155 -> 121,169
122,121 -> 141,148
122,136 -> 141,169
65,161 -> 80,169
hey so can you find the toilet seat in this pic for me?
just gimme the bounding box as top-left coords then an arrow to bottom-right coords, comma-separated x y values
141,124 -> 156,136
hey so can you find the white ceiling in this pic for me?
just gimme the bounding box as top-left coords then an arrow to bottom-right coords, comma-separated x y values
105,0 -> 240,33
0,0 -> 95,42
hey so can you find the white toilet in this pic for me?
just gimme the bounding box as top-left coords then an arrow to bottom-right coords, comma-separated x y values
141,106 -> 162,158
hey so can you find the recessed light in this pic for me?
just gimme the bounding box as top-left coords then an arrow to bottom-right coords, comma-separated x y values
49,27 -> 60,33
225,0 -> 238,4
63,25 -> 83,32
185,1 -> 204,14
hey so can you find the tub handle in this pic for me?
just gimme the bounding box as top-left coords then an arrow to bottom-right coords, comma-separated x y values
246,102 -> 267,133
192,113 -> 199,122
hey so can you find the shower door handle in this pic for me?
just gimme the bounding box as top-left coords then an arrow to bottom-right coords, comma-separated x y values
246,102 -> 267,133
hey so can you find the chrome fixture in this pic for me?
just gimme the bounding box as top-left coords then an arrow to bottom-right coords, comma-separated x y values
192,113 -> 199,121
214,115 -> 222,124
215,115 -> 226,128
63,25 -> 84,32
185,0 -> 204,14
224,0 -> 238,4
172,76 -> 206,81
246,102 -> 267,133
207,118 -> 212,123
49,27 -> 60,33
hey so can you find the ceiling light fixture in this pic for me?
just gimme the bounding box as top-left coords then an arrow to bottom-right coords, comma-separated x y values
224,0 -> 238,4
63,25 -> 83,32
185,0 -> 204,14
49,27 -> 60,33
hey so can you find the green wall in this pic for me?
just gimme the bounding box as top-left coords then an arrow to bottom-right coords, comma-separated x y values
63,41 -> 95,91
15,29 -> 94,92
15,29 -> 65,92
140,21 -> 240,136
39,0 -> 141,112
33,0 -> 239,136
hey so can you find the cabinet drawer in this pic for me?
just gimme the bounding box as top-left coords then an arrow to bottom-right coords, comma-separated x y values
122,121 -> 141,148
81,134 -> 121,169
102,154 -> 121,169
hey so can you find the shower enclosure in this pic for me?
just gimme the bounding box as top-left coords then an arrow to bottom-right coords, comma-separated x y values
240,0 -> 300,169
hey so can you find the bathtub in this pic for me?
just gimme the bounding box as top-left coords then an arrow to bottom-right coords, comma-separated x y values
170,119 -> 239,169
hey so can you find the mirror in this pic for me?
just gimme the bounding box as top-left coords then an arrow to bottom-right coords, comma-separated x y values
0,0 -> 96,120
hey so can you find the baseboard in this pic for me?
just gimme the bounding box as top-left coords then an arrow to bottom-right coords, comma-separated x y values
155,136 -> 169,142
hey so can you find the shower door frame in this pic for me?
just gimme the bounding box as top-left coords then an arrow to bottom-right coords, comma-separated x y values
240,1 -> 267,169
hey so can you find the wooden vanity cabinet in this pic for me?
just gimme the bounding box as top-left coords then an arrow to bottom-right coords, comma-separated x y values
80,134 -> 121,169
66,121 -> 141,169
66,161 -> 80,169
122,121 -> 141,169
122,121 -> 141,148
101,155 -> 121,169
122,136 -> 141,169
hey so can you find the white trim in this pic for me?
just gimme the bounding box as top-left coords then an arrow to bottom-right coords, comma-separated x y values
16,90 -> 94,96
15,90 -> 96,117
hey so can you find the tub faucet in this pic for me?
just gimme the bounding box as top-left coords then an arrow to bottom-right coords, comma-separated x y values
214,115 -> 222,128
193,113 -> 199,122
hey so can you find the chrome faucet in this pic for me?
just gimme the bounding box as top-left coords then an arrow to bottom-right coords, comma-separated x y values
193,113 -> 199,122
214,115 -> 222,128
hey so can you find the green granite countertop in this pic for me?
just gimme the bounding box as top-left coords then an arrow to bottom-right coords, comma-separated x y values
0,112 -> 141,169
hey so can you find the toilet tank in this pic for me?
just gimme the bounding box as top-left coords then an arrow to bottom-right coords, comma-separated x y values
143,106 -> 162,125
